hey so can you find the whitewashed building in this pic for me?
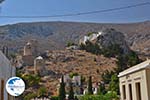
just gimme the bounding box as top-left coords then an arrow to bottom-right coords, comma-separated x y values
118,60 -> 150,100
72,76 -> 81,86
0,51 -> 16,100
34,56 -> 46,76
79,32 -> 102,44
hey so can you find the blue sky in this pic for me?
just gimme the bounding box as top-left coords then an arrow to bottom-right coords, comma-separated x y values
0,0 -> 150,25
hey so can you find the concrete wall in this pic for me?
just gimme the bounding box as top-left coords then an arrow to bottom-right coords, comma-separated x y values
146,68 -> 150,99
22,55 -> 34,66
119,69 -> 149,100
0,51 -> 16,100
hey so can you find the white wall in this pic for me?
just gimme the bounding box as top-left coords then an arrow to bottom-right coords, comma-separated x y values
119,69 -> 149,100
0,51 -> 16,100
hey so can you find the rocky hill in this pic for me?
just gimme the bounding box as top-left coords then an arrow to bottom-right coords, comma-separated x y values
0,21 -> 150,58
22,50 -> 117,95
83,28 -> 131,55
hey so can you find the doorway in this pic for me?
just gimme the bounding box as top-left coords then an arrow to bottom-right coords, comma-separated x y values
129,84 -> 133,100
136,82 -> 142,100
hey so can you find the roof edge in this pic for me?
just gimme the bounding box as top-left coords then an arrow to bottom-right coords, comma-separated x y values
118,60 -> 150,77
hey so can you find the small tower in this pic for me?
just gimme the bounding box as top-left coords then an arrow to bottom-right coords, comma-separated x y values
34,56 -> 45,76
24,42 -> 32,56
23,39 -> 38,56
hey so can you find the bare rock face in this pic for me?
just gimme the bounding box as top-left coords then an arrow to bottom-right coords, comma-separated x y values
96,28 -> 131,54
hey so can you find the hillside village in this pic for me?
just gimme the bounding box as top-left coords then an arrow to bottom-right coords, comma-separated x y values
0,27 -> 149,100
14,37 -> 117,96
0,28 -> 141,100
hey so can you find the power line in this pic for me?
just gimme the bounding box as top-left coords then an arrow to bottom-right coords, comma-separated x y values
0,0 -> 5,4
0,2 -> 150,18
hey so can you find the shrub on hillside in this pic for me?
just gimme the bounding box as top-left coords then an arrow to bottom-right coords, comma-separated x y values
21,74 -> 41,87
24,93 -> 37,100
51,96 -> 59,100
38,87 -> 48,97
80,41 -> 101,55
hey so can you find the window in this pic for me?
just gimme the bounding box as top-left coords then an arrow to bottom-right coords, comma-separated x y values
122,85 -> 126,99
1,80 -> 4,100
136,82 -> 142,100
129,84 -> 133,100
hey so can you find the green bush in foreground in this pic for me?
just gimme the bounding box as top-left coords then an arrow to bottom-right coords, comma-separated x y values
51,96 -> 59,100
24,93 -> 37,100
79,91 -> 119,100
79,95 -> 104,100
104,91 -> 119,100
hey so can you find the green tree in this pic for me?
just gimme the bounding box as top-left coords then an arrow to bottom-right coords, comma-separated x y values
80,40 -> 101,55
81,75 -> 85,86
104,91 -> 119,100
102,70 -> 114,84
74,96 -> 79,100
67,41 -> 75,47
38,87 -> 47,97
126,51 -> 140,66
109,74 -> 119,94
68,83 -> 74,100
22,74 -> 41,87
24,93 -> 37,100
88,76 -> 93,95
69,72 -> 79,78
102,44 -> 123,58
87,32 -> 94,36
115,55 -> 128,74
98,82 -> 106,95
51,96 -> 59,100
59,76 -> 66,100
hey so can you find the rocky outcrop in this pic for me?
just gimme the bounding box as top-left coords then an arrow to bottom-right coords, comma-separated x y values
96,28 -> 130,54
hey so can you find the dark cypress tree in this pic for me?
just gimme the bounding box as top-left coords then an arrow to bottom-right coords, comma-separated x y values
98,82 -> 106,95
74,96 -> 79,100
68,83 -> 74,100
88,76 -> 93,95
59,76 -> 66,100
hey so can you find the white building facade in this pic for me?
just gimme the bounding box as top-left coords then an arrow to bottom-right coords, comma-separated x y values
0,51 -> 16,100
118,60 -> 150,100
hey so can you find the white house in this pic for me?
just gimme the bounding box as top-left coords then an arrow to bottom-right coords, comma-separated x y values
34,56 -> 46,76
72,76 -> 81,86
0,51 -> 16,100
79,31 -> 102,44
118,60 -> 150,100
